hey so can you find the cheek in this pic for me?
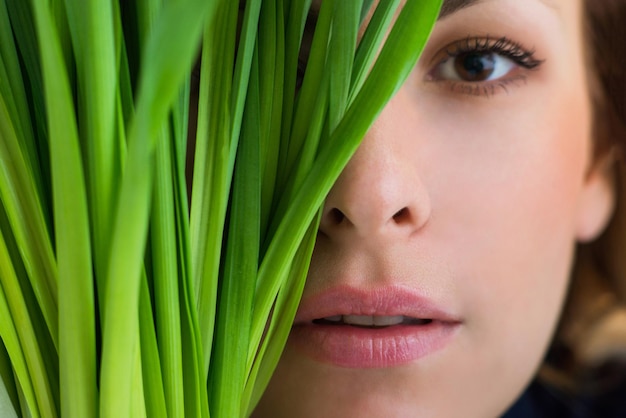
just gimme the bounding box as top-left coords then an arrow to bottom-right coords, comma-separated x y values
418,84 -> 593,391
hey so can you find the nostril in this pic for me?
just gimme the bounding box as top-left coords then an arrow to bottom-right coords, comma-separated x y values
392,207 -> 411,224
329,208 -> 346,225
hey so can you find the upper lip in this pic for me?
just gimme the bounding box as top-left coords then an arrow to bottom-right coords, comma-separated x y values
294,284 -> 462,325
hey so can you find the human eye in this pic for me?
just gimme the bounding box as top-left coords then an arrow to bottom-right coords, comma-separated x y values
427,36 -> 544,97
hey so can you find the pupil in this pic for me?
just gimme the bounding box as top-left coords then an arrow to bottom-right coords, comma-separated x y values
455,52 -> 495,81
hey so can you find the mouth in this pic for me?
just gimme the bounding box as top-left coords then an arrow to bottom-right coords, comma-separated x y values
313,315 -> 433,327
289,285 -> 461,368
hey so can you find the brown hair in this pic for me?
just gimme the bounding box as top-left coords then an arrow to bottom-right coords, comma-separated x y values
544,0 -> 626,393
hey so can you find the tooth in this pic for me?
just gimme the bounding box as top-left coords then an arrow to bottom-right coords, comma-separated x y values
373,315 -> 405,326
324,315 -> 342,322
343,315 -> 374,326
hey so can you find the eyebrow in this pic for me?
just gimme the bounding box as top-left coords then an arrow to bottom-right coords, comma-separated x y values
438,0 -> 482,20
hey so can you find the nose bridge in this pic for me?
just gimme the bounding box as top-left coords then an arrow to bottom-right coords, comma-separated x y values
320,105 -> 431,240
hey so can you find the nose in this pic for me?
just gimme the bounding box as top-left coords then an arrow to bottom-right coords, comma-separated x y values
319,107 -> 431,242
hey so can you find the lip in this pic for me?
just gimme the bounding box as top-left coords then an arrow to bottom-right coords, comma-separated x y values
289,285 -> 462,368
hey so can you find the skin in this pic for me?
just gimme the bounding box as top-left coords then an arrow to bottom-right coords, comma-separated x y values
254,0 -> 615,416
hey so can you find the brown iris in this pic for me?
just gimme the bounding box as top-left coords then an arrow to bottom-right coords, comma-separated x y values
453,52 -> 496,81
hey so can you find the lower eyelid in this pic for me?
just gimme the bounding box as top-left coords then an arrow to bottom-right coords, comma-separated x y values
441,74 -> 530,98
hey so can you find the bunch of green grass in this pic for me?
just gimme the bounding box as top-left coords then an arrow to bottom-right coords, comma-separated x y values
0,0 -> 441,416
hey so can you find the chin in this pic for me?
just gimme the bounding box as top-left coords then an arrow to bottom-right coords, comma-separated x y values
253,344 -> 529,418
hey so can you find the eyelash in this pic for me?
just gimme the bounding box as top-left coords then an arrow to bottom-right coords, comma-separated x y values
429,36 -> 545,97
446,36 -> 542,69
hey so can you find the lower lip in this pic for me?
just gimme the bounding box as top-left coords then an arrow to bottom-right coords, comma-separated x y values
289,321 -> 460,368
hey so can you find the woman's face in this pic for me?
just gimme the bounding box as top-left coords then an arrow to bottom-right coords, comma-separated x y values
255,0 -> 613,416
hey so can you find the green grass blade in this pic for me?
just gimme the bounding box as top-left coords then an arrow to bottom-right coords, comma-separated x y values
208,35 -> 261,418
179,272 -> 209,418
27,1 -> 98,417
177,197 -> 209,417
130,344 -> 148,418
0,230 -> 56,418
359,0 -> 375,23
135,0 -> 161,49
0,0 -> 41,198
0,280 -> 38,418
172,82 -> 190,174
98,129 -> 153,418
50,0 -> 72,83
259,0 -> 366,245
114,31 -> 132,163
243,215 -> 319,415
138,273 -> 167,418
0,59 -> 27,181
192,0 -> 262,380
277,0 -> 312,168
3,2 -> 41,106
258,0 -> 285,240
0,366 -> 18,418
192,0 -> 261,380
349,0 -> 402,103
99,2 -> 214,415
0,200 -> 57,418
0,337 -> 19,416
0,93 -> 58,351
327,1 -> 360,132
190,1 -> 238,375
263,72 -> 328,247
251,0 -> 442,354
63,0 -> 119,295
279,0 -> 332,189
4,0 -> 52,220
169,70 -> 209,418
151,128 -> 184,418
229,0 -> 262,162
